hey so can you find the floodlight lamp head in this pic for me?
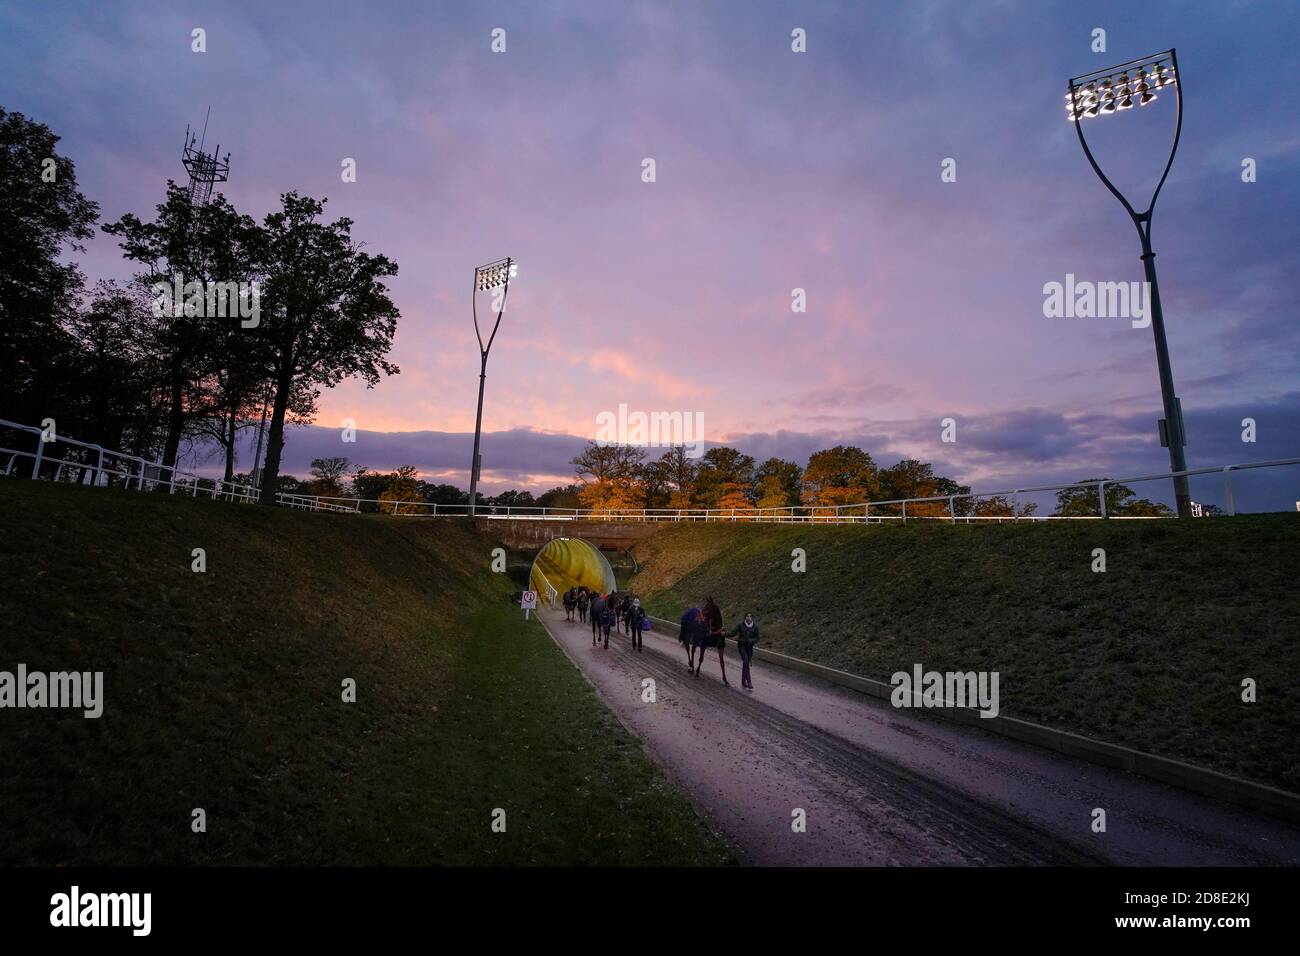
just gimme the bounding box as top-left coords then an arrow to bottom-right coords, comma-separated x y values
1065,49 -> 1177,122
475,257 -> 516,292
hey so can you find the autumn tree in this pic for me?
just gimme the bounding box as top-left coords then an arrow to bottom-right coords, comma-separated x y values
1055,480 -> 1134,517
1120,497 -> 1175,517
879,458 -> 952,516
378,464 -> 420,513
571,441 -> 645,512
692,446 -> 755,511
972,495 -> 1038,518
754,457 -> 802,511
653,445 -> 698,510
802,445 -> 880,510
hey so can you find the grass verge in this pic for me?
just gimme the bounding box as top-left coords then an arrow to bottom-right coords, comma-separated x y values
628,517 -> 1300,793
0,480 -> 733,865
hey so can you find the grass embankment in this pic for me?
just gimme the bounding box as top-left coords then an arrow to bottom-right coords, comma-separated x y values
0,480 -> 732,865
628,518 -> 1300,793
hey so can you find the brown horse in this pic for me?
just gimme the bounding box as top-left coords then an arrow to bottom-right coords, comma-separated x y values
698,596 -> 729,685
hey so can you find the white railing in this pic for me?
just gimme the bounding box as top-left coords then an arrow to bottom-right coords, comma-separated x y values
4,417 -> 293,508
532,567 -> 559,608
287,459 -> 1300,522
4,418 -> 1296,523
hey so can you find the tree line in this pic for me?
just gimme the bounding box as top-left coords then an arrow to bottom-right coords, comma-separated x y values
303,441 -> 1170,518
560,442 -> 1171,517
0,106 -> 399,504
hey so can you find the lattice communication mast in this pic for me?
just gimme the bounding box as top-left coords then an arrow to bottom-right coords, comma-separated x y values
181,109 -> 231,208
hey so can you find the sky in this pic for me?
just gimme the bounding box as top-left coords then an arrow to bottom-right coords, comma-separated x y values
3,0 -> 1298,510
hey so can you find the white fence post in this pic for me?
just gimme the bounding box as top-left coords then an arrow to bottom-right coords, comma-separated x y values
30,430 -> 46,479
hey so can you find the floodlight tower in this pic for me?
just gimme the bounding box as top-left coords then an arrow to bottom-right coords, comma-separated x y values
468,257 -> 515,517
181,108 -> 231,208
1066,49 -> 1191,517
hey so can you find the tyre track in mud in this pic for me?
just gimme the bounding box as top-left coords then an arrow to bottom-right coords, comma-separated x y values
557,615 -> 1103,865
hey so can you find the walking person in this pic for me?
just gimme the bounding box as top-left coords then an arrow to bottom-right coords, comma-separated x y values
679,605 -> 704,672
599,599 -> 615,649
699,596 -> 729,685
563,588 -> 576,621
577,588 -> 589,624
732,612 -> 760,690
590,591 -> 605,646
628,598 -> 646,652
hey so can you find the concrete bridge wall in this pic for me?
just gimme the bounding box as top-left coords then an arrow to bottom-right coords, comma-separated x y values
472,518 -> 662,553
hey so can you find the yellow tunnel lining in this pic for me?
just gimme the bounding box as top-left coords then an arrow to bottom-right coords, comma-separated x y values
530,537 -> 617,603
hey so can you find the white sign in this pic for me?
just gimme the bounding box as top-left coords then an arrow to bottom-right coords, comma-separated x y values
521,591 -> 537,612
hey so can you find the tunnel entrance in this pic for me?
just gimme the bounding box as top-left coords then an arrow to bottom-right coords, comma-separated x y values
529,537 -> 616,607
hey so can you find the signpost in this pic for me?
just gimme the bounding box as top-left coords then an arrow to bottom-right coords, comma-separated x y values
521,590 -> 537,620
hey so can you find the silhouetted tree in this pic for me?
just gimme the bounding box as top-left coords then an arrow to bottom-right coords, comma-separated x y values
308,456 -> 351,496
0,107 -> 99,426
254,193 -> 399,504
537,483 -> 582,511
102,182 -> 261,483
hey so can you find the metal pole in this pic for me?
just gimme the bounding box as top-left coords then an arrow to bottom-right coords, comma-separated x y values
1070,49 -> 1190,517
468,353 -> 487,517
1140,235 -> 1192,516
468,258 -> 510,518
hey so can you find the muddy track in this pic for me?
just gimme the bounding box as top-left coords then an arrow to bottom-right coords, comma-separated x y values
573,620 -> 1103,865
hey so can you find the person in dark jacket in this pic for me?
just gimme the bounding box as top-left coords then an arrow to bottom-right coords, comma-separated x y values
590,592 -> 606,646
628,598 -> 646,652
732,613 -> 760,689
577,588 -> 590,623
599,600 -> 615,648
563,588 -> 576,621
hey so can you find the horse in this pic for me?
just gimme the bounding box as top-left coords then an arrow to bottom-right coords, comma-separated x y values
699,596 -> 729,685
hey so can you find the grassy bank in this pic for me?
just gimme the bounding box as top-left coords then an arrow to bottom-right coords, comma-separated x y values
628,517 -> 1300,793
0,480 -> 732,865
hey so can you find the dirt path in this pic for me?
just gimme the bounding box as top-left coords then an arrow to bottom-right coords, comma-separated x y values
538,606 -> 1300,866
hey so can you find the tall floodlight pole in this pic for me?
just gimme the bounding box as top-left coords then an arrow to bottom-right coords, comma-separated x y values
1066,49 -> 1191,517
468,257 -> 515,517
